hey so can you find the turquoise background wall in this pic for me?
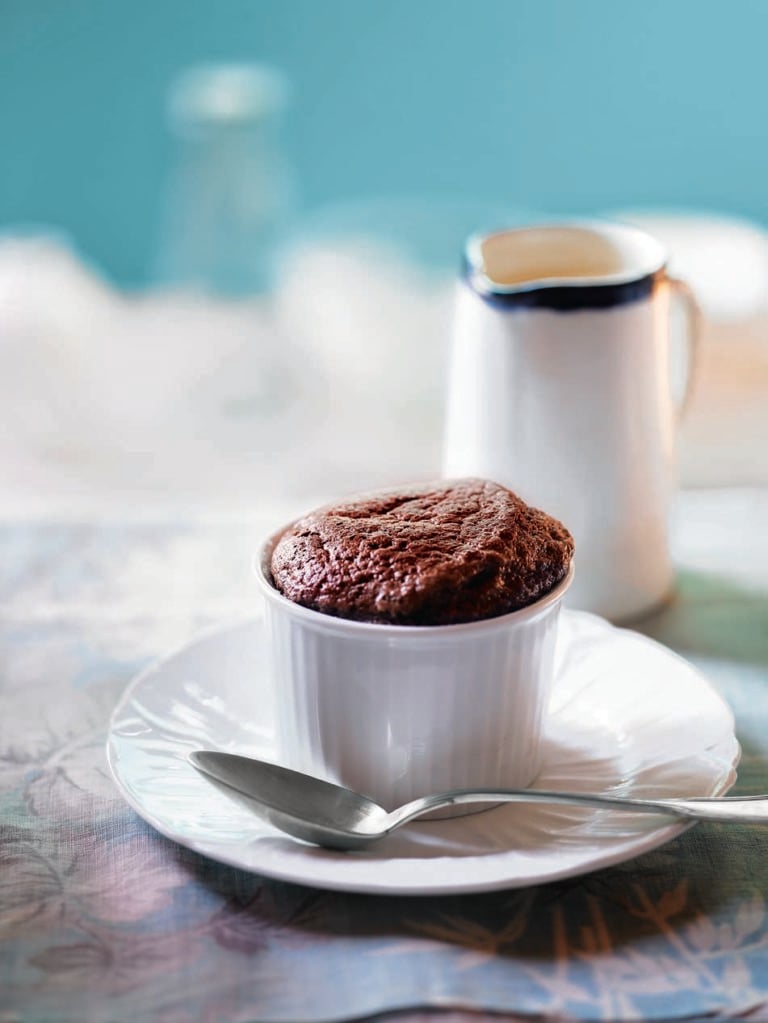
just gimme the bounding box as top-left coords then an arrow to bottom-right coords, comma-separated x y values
2,0 -> 766,286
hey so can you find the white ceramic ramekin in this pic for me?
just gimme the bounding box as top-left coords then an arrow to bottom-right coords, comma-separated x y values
255,532 -> 574,812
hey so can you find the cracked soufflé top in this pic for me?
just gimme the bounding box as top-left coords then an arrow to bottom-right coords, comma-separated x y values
268,478 -> 574,626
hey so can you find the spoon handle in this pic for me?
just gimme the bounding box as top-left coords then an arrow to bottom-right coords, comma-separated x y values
387,789 -> 768,830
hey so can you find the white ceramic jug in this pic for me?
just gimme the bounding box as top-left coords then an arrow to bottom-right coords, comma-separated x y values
443,221 -> 698,621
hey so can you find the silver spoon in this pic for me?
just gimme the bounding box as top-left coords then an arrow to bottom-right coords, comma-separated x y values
189,750 -> 768,852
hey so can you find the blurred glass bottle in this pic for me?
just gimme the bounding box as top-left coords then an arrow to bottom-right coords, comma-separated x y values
154,62 -> 296,295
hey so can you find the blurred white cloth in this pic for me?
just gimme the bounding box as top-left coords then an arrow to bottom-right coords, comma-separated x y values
0,233 -> 447,511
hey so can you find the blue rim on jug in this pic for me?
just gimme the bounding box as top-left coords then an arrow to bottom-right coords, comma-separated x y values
462,220 -> 668,312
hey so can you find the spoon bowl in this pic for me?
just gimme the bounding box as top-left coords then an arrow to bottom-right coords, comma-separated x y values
189,750 -> 768,851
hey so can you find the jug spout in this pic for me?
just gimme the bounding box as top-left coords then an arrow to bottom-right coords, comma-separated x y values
464,220 -> 667,311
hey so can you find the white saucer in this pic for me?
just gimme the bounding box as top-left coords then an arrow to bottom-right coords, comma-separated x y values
107,611 -> 739,896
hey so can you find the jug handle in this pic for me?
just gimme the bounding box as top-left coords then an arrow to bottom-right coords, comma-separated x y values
667,276 -> 701,420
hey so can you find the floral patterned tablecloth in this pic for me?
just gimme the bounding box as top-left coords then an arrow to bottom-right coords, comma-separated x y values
3,490 -> 768,1023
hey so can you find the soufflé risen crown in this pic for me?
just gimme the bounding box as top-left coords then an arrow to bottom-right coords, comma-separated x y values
268,478 -> 574,626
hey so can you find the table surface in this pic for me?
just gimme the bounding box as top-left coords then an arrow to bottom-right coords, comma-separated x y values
3,488 -> 768,1023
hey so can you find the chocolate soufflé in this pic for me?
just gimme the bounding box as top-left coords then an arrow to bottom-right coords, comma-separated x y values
268,478 -> 574,627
